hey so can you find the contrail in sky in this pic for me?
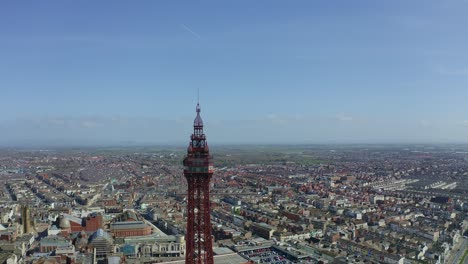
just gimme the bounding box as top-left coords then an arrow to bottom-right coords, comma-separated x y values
180,23 -> 201,39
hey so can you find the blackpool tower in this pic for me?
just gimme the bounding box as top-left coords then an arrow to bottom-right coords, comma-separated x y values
183,102 -> 214,264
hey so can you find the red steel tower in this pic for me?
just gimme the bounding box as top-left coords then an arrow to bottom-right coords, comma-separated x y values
183,102 -> 214,264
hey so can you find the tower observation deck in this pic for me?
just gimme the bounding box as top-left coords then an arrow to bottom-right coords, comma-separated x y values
183,102 -> 214,264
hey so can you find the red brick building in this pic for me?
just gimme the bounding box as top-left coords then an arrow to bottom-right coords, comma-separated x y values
60,213 -> 104,233
83,213 -> 104,232
110,221 -> 152,237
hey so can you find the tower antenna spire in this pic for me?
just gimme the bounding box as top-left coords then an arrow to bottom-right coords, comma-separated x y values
197,88 -> 199,104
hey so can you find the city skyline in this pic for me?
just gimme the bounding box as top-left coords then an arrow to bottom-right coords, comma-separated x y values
1,1 -> 468,145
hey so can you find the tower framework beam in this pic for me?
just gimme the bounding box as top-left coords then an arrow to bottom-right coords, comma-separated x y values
183,102 -> 214,264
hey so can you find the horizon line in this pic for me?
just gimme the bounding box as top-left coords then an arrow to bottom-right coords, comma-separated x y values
2,141 -> 468,150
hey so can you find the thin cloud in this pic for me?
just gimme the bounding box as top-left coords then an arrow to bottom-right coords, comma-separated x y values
180,24 -> 201,39
81,120 -> 104,128
336,114 -> 353,122
435,67 -> 468,76
457,120 -> 468,127
390,15 -> 432,29
419,120 -> 431,128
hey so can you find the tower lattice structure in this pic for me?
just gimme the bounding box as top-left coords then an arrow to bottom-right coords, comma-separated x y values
183,102 -> 214,264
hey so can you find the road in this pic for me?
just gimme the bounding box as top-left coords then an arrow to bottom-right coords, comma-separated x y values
448,237 -> 467,264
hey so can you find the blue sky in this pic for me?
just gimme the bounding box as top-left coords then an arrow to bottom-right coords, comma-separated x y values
1,0 -> 468,145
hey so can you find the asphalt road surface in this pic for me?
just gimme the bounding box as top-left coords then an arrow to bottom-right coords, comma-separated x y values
449,237 -> 467,264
